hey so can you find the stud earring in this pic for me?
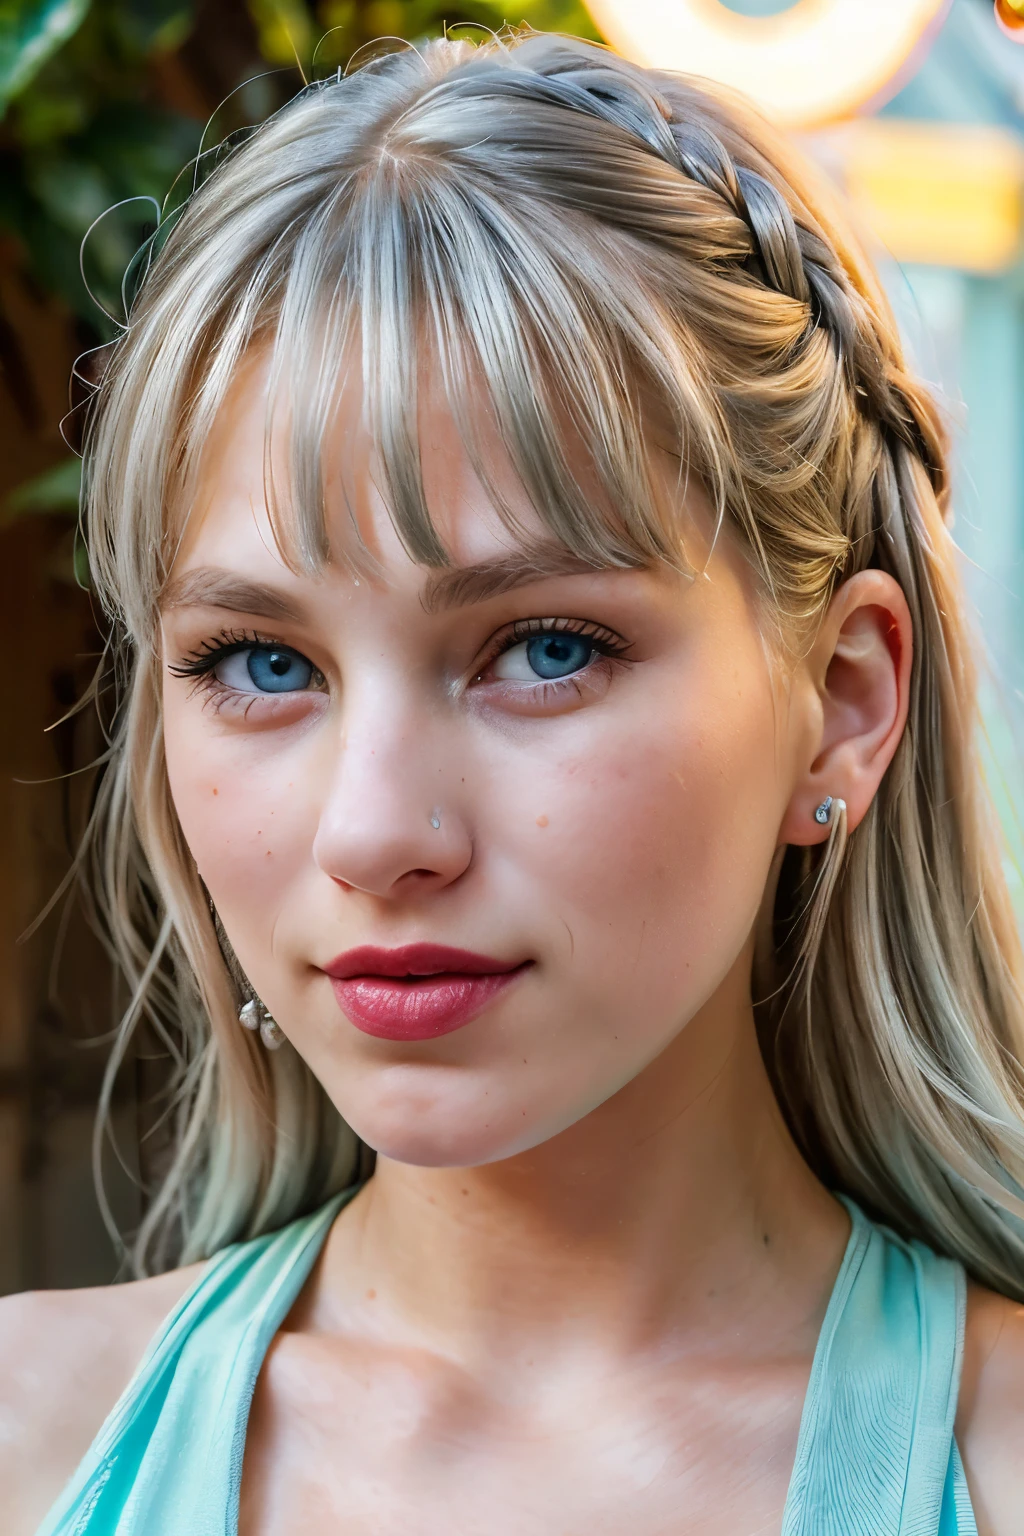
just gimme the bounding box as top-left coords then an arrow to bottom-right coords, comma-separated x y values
430,812 -> 441,830
814,795 -> 846,827
238,994 -> 285,1051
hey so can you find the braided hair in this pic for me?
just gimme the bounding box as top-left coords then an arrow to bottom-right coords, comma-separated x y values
84,30 -> 1024,1292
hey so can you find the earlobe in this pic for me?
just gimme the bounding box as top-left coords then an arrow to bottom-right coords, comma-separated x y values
781,571 -> 913,847
813,795 -> 845,828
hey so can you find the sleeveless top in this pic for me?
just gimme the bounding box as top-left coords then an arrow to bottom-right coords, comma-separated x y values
36,1191 -> 979,1536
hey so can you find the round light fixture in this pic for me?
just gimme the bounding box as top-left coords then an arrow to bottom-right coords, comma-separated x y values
583,0 -> 954,129
994,0 -> 1024,41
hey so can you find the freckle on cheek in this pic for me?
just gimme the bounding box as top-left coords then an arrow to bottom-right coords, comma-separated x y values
536,815 -> 549,828
211,787 -> 218,796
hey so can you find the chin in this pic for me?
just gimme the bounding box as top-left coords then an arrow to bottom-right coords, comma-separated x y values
354,1117 -> 537,1169
338,1078 -> 553,1169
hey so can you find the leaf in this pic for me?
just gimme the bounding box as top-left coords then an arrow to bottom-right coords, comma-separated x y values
4,455 -> 82,521
0,0 -> 92,108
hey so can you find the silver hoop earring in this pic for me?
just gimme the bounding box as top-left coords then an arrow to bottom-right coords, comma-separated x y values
238,994 -> 285,1051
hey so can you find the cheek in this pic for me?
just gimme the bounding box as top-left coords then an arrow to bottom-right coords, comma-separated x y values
162,687 -> 320,931
488,654 -> 785,1026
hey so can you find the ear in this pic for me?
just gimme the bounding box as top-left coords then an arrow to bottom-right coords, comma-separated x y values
779,570 -> 913,847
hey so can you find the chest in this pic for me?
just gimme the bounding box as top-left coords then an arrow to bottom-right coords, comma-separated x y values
237,1335 -> 809,1536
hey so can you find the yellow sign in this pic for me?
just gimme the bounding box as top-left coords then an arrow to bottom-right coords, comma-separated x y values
584,0 -> 953,130
832,119 -> 1024,273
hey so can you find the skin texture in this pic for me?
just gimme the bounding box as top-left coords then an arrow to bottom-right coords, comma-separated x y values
1,356 -> 1023,1535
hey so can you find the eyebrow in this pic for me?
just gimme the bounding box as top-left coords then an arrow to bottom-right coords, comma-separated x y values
161,548 -> 616,624
160,569 -> 306,622
421,547 -> 611,614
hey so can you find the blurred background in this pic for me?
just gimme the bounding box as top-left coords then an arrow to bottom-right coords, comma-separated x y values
0,0 -> 1022,1292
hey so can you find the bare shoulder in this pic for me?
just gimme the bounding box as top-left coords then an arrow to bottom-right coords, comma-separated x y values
0,1263 -> 203,1536
957,1280 -> 1024,1536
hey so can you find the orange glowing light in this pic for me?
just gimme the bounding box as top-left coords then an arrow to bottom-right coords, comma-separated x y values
584,0 -> 953,129
995,0 -> 1024,39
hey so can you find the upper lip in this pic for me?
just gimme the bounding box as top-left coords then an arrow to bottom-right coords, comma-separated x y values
323,943 -> 527,980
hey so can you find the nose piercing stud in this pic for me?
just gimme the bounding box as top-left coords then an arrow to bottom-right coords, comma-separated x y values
430,813 -> 441,830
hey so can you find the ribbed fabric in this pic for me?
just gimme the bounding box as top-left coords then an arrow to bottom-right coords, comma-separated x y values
782,1197 -> 977,1535
36,1192 -> 977,1535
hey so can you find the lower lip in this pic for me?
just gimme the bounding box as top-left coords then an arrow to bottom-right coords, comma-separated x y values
331,968 -> 527,1041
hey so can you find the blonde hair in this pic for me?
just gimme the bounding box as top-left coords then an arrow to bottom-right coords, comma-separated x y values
82,30 -> 1024,1292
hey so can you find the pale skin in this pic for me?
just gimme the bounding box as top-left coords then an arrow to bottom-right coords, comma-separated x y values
1,358 -> 1023,1535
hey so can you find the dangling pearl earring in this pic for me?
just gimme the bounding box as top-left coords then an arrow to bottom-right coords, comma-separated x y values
238,994 -> 285,1051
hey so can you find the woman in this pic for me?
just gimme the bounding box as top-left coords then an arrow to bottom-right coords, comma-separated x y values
4,29 -> 1024,1535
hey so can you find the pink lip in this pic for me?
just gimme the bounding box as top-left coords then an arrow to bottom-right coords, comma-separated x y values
323,944 -> 530,1041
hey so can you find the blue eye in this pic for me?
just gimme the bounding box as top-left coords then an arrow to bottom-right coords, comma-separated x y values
214,645 -> 314,694
490,631 -> 599,684
525,633 -> 594,679
246,647 -> 312,692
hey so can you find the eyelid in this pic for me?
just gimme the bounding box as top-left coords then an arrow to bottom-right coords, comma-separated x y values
168,618 -> 632,705
168,629 -> 314,680
471,616 -> 632,681
167,631 -> 328,715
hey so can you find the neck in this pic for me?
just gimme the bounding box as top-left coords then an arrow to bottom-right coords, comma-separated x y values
315,955 -> 848,1368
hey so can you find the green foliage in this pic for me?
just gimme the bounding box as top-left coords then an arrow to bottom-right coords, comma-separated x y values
3,454 -> 80,518
1,0 -> 599,341
267,0 -> 600,76
1,1 -> 202,334
0,0 -> 601,542
0,0 -> 91,105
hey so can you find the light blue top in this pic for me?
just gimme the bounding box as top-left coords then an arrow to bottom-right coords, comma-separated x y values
37,1191 -> 978,1536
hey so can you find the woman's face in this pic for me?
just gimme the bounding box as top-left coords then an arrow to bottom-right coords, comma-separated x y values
161,359 -> 815,1167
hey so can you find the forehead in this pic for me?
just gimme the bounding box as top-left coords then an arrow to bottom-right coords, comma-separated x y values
159,350 -> 769,675
174,348 -> 563,586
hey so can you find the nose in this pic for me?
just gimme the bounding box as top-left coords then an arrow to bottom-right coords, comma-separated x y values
312,702 -> 473,900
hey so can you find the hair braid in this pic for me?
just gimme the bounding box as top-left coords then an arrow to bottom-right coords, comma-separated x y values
507,39 -> 940,521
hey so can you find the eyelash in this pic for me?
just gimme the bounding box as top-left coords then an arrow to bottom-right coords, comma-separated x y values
167,618 -> 633,706
471,616 -> 633,680
168,628 -> 326,702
